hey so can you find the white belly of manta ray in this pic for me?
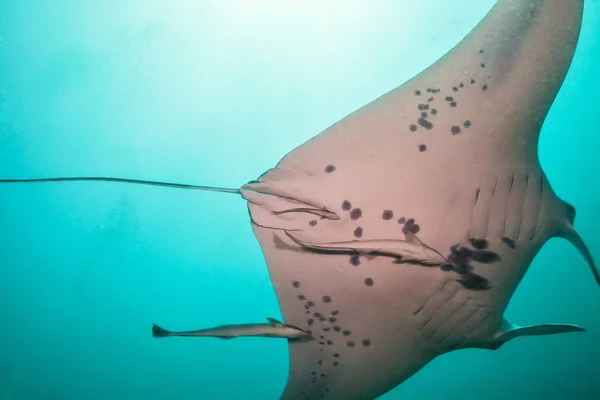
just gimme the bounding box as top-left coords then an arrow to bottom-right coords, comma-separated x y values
1,1 -> 598,399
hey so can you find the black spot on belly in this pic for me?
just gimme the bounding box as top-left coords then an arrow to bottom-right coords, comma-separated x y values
328,317 -> 337,323
469,238 -> 488,249
364,277 -> 374,286
333,361 -> 339,366
482,85 -> 488,91
308,319 -> 314,326
440,263 -> 453,271
502,237 -> 516,249
342,200 -> 352,211
458,273 -> 490,290
409,124 -> 418,132
307,301 -> 315,307
333,353 -> 340,358
333,326 -> 341,332
411,224 -> 421,233
354,227 -> 363,238
418,144 -> 427,152
415,90 -> 422,96
298,295 -> 306,300
349,256 -> 360,266
382,210 -> 393,220
421,112 -> 428,119
460,82 -> 464,88
362,339 -> 372,347
350,208 -> 362,220
417,104 -> 429,111
479,49 -> 484,54
445,96 -> 454,102
451,126 -> 461,135
464,120 -> 472,128
480,63 -> 486,68
450,102 -> 457,107
471,250 -> 501,263
324,165 -> 336,173
309,220 -> 317,226
322,295 -> 331,303
323,327 -> 330,332
397,217 -> 406,224
342,330 -> 351,336
292,281 -> 301,288
331,310 -> 339,316
418,118 -> 433,130
347,341 -> 355,347
431,108 -> 438,116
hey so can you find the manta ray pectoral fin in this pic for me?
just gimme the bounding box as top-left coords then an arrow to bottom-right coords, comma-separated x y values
285,231 -> 445,266
557,224 -> 600,286
488,318 -> 585,350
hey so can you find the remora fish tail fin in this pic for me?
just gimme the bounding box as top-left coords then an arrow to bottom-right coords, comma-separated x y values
152,324 -> 172,338
0,177 -> 241,194
557,223 -> 600,286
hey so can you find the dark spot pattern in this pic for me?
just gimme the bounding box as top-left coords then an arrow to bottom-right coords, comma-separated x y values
417,104 -> 429,111
362,339 -> 371,347
418,144 -> 427,152
397,217 -> 406,224
354,227 -> 363,238
409,124 -> 418,132
452,86 -> 458,92
364,278 -> 374,286
417,118 -> 433,130
451,126 -> 461,135
342,330 -> 351,336
431,108 -> 438,116
482,85 -> 488,91
322,296 -> 331,303
440,242 -> 502,291
292,281 -> 300,288
464,120 -> 472,128
382,210 -> 393,220
347,341 -> 355,347
341,200 -> 352,211
421,112 -> 428,119
450,102 -> 457,107
324,165 -> 336,173
401,218 -> 420,235
309,220 -> 317,226
415,90 -> 421,96
349,256 -> 360,266
350,208 -> 362,220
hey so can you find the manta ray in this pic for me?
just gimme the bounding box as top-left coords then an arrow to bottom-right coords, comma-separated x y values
1,0 -> 598,399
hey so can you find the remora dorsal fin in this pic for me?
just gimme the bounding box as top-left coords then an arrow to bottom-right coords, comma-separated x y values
488,318 -> 585,350
267,317 -> 283,325
557,224 -> 600,286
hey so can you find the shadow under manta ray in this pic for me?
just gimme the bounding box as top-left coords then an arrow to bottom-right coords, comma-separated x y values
1,0 -> 598,399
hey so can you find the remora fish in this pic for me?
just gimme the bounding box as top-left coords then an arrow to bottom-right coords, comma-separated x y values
152,317 -> 311,340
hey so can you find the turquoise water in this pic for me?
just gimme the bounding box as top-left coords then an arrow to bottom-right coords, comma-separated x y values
0,1 -> 598,399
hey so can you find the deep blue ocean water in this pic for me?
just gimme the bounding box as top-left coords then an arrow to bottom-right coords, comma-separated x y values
0,1 -> 598,399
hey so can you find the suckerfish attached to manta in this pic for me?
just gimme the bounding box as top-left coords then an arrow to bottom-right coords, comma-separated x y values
152,317 -> 312,341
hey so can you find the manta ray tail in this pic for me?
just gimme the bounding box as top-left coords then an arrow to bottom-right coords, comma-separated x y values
152,323 -> 172,338
557,223 -> 599,286
0,177 -> 241,194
